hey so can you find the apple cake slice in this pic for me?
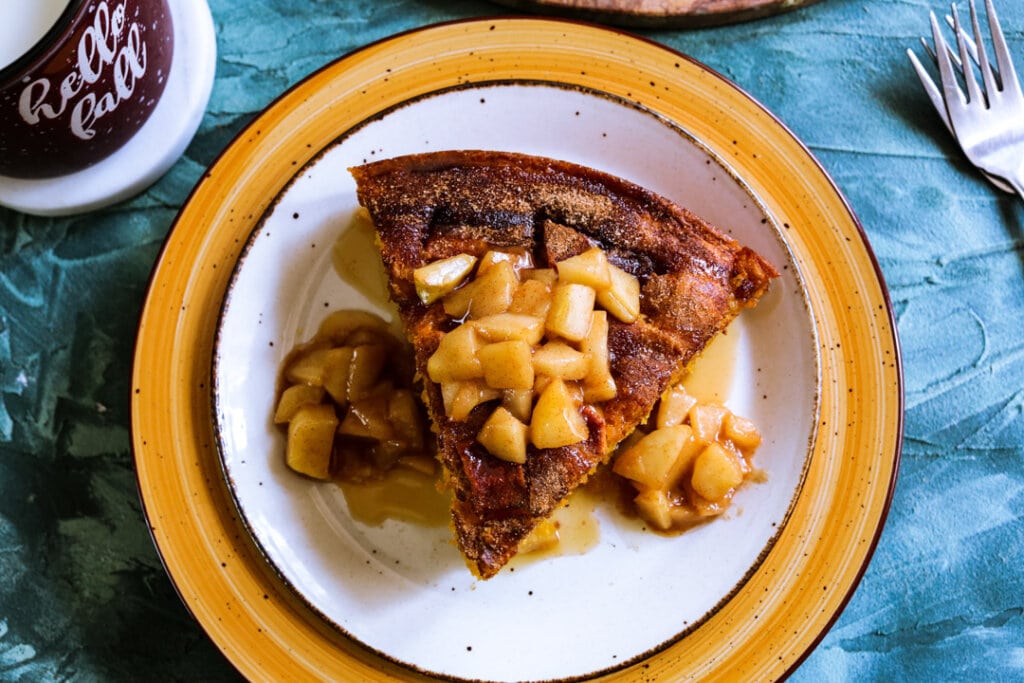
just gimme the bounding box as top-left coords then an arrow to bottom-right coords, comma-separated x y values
350,150 -> 777,579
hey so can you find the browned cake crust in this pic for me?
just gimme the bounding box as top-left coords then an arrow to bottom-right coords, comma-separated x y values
350,150 -> 777,578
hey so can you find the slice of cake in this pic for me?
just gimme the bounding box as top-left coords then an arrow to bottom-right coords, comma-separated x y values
350,150 -> 777,578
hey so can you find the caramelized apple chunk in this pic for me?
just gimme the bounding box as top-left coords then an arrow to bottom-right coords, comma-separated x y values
443,258 -> 518,319
426,323 -> 484,382
478,340 -> 535,390
545,282 -> 595,342
555,247 -> 612,290
477,406 -> 529,464
532,341 -> 590,380
597,263 -> 641,323
274,384 -> 326,424
691,441 -> 744,501
611,424 -> 700,491
471,313 -> 545,345
530,378 -> 589,449
286,403 -> 338,480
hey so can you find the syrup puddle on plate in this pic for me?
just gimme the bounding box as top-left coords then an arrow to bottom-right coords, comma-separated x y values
338,466 -> 450,528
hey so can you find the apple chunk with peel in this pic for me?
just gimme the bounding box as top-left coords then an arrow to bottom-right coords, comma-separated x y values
413,253 -> 477,304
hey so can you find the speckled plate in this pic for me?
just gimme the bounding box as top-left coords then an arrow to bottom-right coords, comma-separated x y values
131,18 -> 902,683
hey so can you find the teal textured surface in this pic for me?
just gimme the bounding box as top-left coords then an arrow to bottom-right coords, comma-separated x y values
1,0 -> 1022,680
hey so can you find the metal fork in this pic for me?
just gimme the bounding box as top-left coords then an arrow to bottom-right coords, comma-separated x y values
908,0 -> 1024,197
908,12 -> 1012,192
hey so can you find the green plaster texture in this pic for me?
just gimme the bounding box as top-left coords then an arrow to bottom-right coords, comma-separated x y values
1,0 -> 1022,680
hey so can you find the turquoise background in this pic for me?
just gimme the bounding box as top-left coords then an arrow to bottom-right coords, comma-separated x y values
2,0 -> 1023,680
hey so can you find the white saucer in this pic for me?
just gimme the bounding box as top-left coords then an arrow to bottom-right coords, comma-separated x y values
0,0 -> 217,216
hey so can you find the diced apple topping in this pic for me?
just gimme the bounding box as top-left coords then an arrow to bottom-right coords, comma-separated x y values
420,246 -> 640,462
580,311 -> 616,403
612,381 -> 763,531
273,384 -> 325,424
655,383 -> 699,428
612,424 -> 700,491
477,249 -> 533,275
691,441 -> 744,501
274,309 -> 431,482
286,403 -> 339,480
508,279 -> 552,318
442,379 -> 502,421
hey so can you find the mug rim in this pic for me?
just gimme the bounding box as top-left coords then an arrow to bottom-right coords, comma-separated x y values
0,0 -> 89,88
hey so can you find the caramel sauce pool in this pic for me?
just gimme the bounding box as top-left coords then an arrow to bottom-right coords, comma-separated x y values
332,209 -> 392,309
325,215 -> 740,558
338,467 -> 450,528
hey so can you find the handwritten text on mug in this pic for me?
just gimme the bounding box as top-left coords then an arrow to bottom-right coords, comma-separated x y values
17,1 -> 149,140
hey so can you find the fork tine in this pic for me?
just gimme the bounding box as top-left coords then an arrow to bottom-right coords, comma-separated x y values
967,0 -> 1000,103
952,4 -> 985,105
983,0 -> 1022,97
908,48 -> 958,135
944,14 -> 982,68
932,11 -> 966,110
944,10 -> 1004,90
923,34 -> 967,77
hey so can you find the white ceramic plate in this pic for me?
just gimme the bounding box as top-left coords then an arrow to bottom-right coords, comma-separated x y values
212,82 -> 819,683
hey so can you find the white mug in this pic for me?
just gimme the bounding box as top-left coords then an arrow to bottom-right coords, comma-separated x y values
0,0 -> 216,215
